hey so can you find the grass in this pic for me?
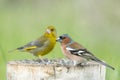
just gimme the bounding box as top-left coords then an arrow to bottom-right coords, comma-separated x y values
0,0 -> 120,80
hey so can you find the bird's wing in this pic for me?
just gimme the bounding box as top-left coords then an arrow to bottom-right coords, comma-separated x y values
66,42 -> 95,60
69,48 -> 95,59
17,36 -> 48,51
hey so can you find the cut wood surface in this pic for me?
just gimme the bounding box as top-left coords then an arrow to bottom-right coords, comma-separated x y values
7,59 -> 106,80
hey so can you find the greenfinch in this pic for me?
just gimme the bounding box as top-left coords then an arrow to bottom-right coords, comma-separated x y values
11,26 -> 57,57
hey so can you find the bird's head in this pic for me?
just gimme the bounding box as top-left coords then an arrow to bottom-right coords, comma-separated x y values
45,26 -> 57,38
57,34 -> 73,44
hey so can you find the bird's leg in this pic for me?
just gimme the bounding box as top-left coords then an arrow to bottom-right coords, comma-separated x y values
76,61 -> 88,67
38,55 -> 45,64
73,60 -> 80,66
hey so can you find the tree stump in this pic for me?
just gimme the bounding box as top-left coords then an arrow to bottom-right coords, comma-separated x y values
7,59 -> 106,80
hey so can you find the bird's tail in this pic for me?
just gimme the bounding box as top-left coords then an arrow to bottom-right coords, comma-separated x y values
8,49 -> 18,53
8,46 -> 24,53
93,57 -> 115,70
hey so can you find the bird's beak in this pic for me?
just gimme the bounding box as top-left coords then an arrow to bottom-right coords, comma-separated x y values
56,37 -> 62,42
46,29 -> 51,34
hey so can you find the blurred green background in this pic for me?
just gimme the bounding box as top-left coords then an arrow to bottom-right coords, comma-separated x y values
0,0 -> 120,80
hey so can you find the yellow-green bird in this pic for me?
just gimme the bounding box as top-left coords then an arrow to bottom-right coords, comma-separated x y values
11,26 -> 57,57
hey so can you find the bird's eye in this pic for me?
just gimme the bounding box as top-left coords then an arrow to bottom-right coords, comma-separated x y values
59,36 -> 62,39
59,36 -> 66,39
50,28 -> 54,31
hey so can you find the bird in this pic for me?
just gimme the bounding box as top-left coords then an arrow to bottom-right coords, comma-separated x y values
56,34 -> 115,70
10,26 -> 57,58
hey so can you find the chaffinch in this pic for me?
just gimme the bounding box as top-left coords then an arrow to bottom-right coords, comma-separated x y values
10,26 -> 57,57
57,34 -> 115,70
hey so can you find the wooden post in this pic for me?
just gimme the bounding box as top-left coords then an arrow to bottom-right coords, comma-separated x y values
7,59 -> 106,80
